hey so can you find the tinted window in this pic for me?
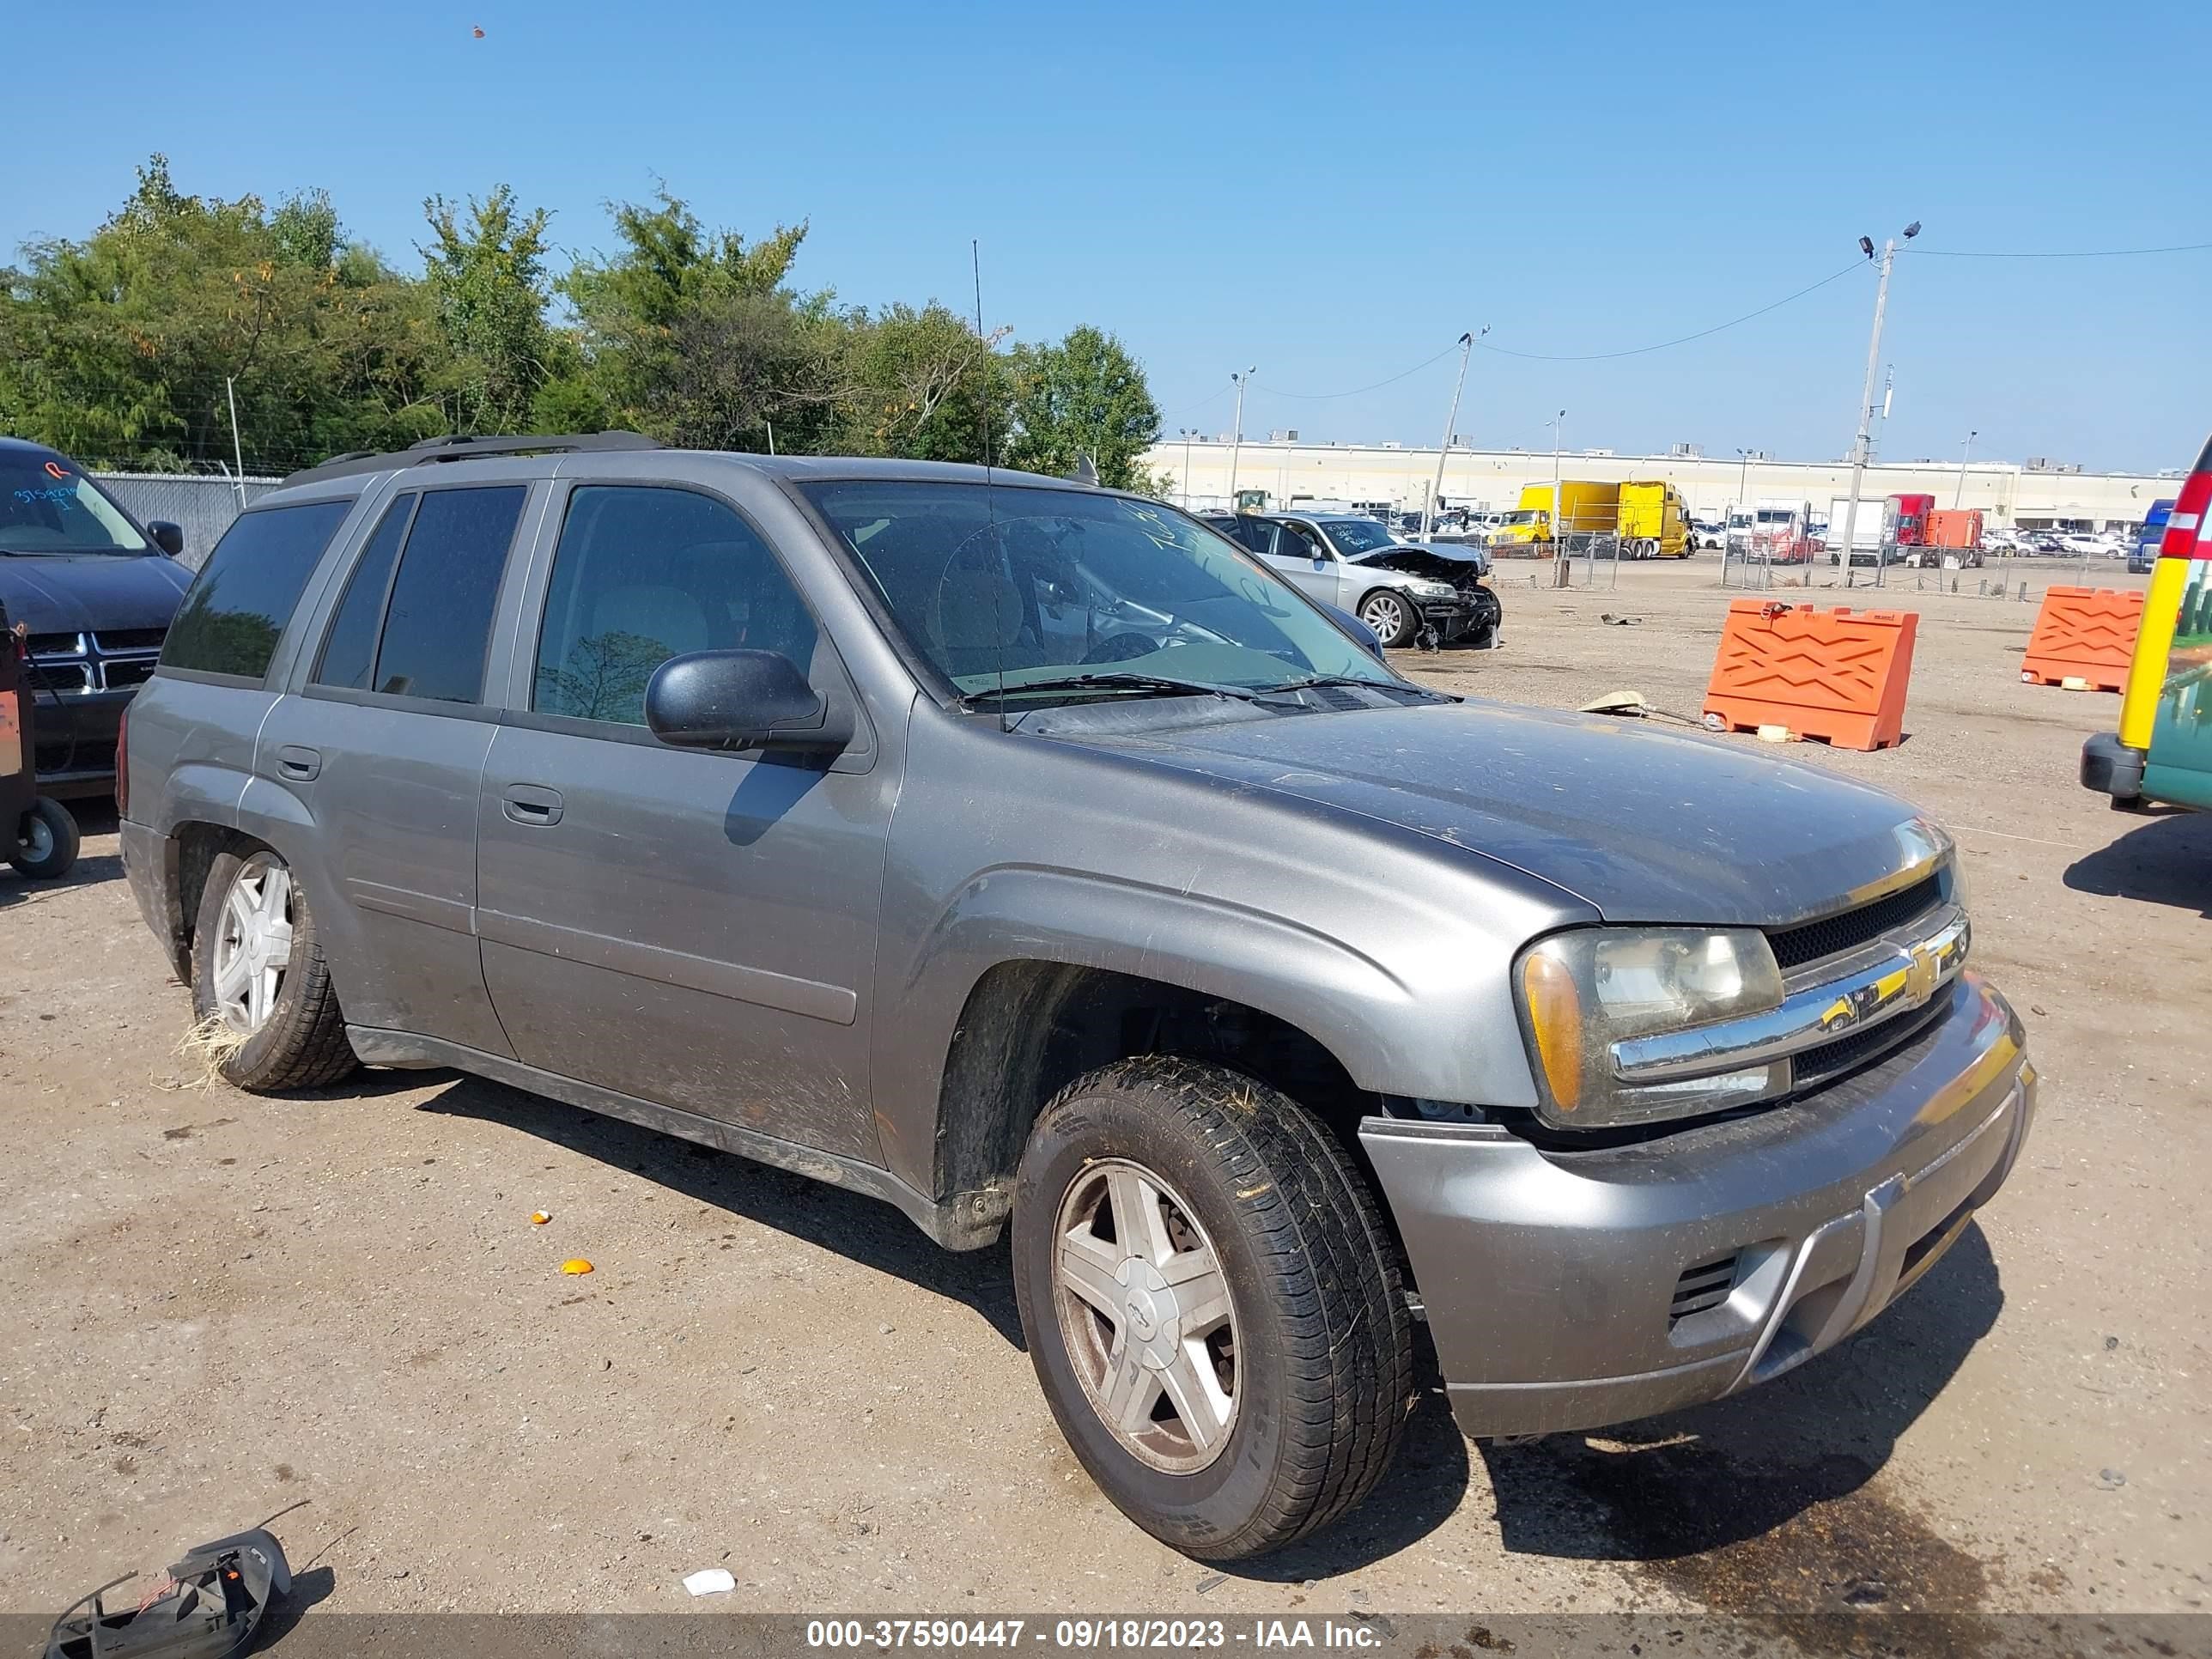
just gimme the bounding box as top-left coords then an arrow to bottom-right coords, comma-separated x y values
161,501 -> 353,678
533,486 -> 818,726
312,494 -> 416,690
371,486 -> 526,703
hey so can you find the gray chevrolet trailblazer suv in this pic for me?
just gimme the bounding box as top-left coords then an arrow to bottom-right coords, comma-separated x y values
119,433 -> 2036,1561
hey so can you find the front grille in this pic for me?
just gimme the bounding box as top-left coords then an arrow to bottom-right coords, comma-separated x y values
1766,873 -> 1942,971
27,631 -> 83,657
1791,994 -> 1948,1091
94,627 -> 167,652
27,659 -> 94,694
104,659 -> 159,690
1670,1255 -> 1741,1320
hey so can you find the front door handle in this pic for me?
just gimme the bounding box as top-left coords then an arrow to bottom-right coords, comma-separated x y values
276,745 -> 321,781
502,784 -> 563,827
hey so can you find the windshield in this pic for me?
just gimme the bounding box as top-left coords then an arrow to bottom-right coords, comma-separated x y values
1499,509 -> 1540,526
0,453 -> 150,555
1756,507 -> 1796,525
1320,519 -> 1396,556
802,483 -> 1405,702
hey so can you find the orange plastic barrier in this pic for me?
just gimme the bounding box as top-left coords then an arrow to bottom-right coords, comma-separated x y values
2018,586 -> 2144,692
1702,600 -> 1917,750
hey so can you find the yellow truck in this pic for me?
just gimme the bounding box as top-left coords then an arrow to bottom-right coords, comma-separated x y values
1617,480 -> 1691,558
1491,482 -> 1620,553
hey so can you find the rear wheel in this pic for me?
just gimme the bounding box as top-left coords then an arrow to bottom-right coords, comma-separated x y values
1012,1057 -> 1413,1559
9,798 -> 79,879
191,847 -> 358,1091
1357,589 -> 1421,648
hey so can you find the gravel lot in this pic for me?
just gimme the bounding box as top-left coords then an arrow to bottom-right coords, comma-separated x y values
3,555 -> 2205,1633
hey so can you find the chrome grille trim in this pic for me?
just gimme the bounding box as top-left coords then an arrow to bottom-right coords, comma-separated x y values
1610,905 -> 1968,1085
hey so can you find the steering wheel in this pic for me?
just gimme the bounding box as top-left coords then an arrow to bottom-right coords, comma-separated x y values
1080,632 -> 1159,665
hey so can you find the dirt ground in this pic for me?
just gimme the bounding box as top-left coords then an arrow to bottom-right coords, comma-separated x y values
2,554 -> 2206,1632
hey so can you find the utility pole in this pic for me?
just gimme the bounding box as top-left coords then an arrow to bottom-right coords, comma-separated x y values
1179,428 -> 1197,509
1422,330 -> 1482,540
1954,428 -> 1977,508
224,376 -> 247,507
1549,410 -> 1567,559
1224,368 -> 1255,513
1837,222 -> 1917,584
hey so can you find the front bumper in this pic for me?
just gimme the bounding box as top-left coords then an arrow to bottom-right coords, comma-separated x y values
2080,731 -> 2144,801
1360,974 -> 2034,1439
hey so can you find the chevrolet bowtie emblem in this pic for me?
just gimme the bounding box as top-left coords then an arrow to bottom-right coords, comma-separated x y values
1903,943 -> 1938,1005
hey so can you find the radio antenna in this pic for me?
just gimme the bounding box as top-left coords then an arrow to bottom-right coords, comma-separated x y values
973,239 -> 1009,729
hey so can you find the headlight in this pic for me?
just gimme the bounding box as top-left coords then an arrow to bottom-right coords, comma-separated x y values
1515,928 -> 1788,1130
1405,579 -> 1456,599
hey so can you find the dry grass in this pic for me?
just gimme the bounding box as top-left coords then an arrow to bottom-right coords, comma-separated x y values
173,1012 -> 247,1090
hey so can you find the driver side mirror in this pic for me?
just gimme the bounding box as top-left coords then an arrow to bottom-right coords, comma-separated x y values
147,520 -> 185,557
645,650 -> 853,754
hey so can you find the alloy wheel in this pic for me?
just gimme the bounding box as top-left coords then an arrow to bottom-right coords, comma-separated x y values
1053,1158 -> 1239,1473
211,854 -> 296,1034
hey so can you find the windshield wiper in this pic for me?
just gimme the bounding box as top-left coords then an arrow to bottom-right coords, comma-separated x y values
958,672 -> 1279,708
1251,673 -> 1444,699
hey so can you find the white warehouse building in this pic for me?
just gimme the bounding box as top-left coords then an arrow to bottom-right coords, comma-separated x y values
1142,437 -> 2183,533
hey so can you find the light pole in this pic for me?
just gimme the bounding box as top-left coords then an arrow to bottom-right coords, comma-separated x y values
1735,447 -> 1754,530
1549,409 -> 1567,557
1837,221 -> 1918,584
1423,329 -> 1483,540
1178,428 -> 1198,508
1954,428 -> 1977,509
1225,368 -> 1255,513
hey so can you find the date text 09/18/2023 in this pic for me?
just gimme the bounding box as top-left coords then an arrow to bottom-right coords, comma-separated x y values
805,1618 -> 1388,1650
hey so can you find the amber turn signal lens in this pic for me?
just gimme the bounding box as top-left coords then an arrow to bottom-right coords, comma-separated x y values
1520,950 -> 1583,1113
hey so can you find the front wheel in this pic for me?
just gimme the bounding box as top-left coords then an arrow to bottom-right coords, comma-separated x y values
1012,1057 -> 1413,1560
191,846 -> 358,1091
1357,589 -> 1422,648
9,797 -> 79,879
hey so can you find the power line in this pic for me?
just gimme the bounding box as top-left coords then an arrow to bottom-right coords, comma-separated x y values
1906,240 -> 2212,259
1475,261 -> 1870,363
1255,341 -> 1465,401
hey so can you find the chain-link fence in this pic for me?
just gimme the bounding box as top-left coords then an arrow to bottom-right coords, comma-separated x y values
92,471 -> 284,570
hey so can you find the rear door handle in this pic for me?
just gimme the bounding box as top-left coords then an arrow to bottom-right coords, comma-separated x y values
276,745 -> 321,781
502,784 -> 563,826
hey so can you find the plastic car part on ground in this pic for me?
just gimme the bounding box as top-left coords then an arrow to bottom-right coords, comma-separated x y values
46,1528 -> 289,1659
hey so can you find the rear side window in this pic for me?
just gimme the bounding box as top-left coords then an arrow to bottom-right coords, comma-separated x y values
313,494 -> 416,690
161,501 -> 354,678
365,486 -> 527,703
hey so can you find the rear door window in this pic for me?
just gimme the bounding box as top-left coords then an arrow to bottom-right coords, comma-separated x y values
366,486 -> 527,703
161,500 -> 355,678
312,494 -> 416,690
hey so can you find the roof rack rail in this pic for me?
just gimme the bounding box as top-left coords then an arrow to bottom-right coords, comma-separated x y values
279,430 -> 661,488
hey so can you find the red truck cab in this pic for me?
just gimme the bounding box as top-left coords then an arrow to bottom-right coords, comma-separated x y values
1888,493 -> 1936,546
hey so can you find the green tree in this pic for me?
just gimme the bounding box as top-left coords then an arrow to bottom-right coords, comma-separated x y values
1001,325 -> 1160,489
0,155 -> 443,471
559,190 -> 815,442
837,302 -> 1008,464
420,185 -> 555,434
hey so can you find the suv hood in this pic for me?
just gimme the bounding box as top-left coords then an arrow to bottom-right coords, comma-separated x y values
1064,700 -> 1937,927
0,554 -> 191,636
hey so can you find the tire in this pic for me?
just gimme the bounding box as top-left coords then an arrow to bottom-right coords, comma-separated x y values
1011,1056 -> 1413,1560
9,797 -> 79,879
1356,589 -> 1422,649
191,846 -> 358,1091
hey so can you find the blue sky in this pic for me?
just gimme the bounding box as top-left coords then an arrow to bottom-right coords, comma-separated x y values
11,0 -> 2206,471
